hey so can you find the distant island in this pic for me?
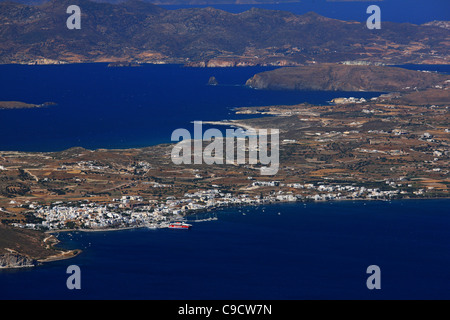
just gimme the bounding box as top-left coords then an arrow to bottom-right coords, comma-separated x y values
0,101 -> 56,110
207,76 -> 219,86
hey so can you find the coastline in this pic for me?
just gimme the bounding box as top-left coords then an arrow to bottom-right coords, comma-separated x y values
0,249 -> 81,269
2,196 -> 448,269
48,225 -> 149,234
37,249 -> 82,264
2,60 -> 450,68
44,195 -> 450,233
0,235 -> 82,269
1,63 -> 449,269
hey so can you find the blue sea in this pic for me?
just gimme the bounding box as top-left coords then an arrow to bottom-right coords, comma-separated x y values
1,200 -> 449,300
1,64 -> 449,152
1,59 -> 450,299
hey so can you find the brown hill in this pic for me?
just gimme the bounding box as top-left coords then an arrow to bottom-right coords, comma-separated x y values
245,64 -> 449,92
0,222 -> 80,268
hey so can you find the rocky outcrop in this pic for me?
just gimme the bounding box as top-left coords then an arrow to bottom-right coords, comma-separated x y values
207,76 -> 219,86
206,59 -> 236,68
0,252 -> 38,269
0,224 -> 79,268
107,62 -> 142,67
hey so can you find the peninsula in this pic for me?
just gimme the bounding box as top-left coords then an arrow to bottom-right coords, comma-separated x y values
0,224 -> 80,268
1,62 -> 449,268
245,64 -> 449,91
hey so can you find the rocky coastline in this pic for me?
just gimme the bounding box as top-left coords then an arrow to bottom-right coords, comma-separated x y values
0,252 -> 38,269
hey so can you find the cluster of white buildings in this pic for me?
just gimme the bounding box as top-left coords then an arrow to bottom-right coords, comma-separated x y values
12,201 -> 166,231
254,181 -> 404,201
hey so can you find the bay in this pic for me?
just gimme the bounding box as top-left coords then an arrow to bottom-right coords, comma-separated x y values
1,199 -> 449,300
0,63 -> 382,152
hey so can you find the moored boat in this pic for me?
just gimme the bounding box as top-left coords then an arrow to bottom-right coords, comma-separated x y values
168,222 -> 192,229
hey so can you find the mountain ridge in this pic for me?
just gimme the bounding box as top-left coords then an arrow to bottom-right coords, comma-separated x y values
0,0 -> 448,66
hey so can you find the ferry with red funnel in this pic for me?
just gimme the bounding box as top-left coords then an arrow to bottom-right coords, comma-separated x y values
168,222 -> 192,229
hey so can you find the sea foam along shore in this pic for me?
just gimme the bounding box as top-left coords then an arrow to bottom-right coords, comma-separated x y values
201,120 -> 259,131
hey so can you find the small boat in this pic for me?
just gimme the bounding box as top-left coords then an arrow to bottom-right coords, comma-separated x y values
168,222 -> 192,230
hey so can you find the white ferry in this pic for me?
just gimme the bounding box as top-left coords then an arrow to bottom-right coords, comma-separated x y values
168,222 -> 192,230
